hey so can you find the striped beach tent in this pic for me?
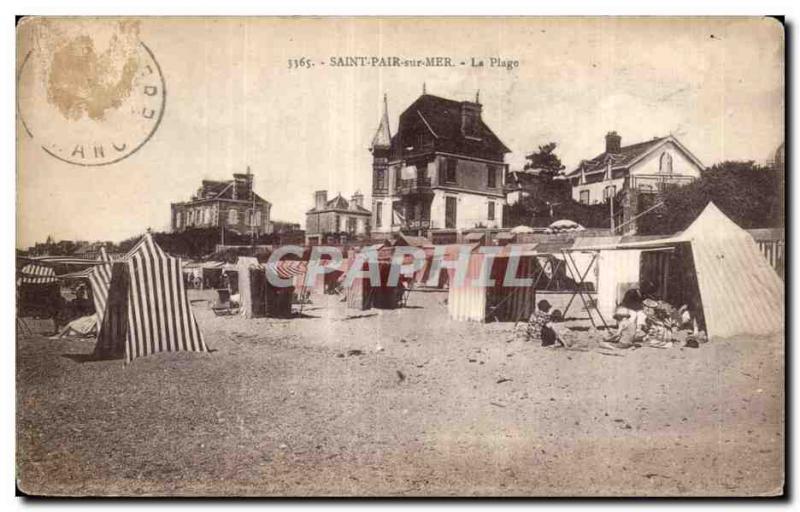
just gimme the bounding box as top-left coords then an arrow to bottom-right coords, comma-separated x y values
94,234 -> 207,363
88,246 -> 113,333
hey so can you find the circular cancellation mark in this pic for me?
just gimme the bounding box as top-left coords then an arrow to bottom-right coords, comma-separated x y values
17,41 -> 166,167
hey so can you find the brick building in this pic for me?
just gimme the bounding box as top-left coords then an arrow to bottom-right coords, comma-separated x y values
171,170 -> 272,236
370,92 -> 510,240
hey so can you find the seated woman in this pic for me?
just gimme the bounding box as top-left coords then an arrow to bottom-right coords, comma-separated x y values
641,298 -> 679,348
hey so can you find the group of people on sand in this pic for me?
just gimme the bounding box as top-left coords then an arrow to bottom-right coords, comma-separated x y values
519,286 -> 705,350
598,288 -> 702,350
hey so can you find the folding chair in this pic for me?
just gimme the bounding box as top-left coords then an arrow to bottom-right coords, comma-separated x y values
211,288 -> 239,316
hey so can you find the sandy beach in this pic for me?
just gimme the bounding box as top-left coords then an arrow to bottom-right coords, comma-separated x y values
16,288 -> 784,496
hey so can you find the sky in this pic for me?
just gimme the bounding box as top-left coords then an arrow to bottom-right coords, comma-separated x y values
16,17 -> 784,248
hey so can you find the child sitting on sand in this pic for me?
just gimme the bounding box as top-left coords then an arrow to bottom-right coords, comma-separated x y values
600,305 -> 647,350
546,309 -> 575,348
526,300 -> 556,346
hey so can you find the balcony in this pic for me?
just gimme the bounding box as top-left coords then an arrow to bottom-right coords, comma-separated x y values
629,174 -> 695,193
405,219 -> 431,229
397,177 -> 433,196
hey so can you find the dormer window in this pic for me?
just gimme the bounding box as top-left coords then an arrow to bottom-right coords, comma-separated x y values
659,152 -> 673,174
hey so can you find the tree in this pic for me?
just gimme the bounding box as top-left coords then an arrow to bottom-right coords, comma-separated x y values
636,160 -> 784,235
504,195 -> 611,229
523,142 -> 566,178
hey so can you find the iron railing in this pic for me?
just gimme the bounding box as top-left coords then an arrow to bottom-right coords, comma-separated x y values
629,174 -> 695,192
397,177 -> 433,194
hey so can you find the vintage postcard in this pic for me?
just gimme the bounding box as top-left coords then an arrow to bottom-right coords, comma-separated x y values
15,16 -> 785,497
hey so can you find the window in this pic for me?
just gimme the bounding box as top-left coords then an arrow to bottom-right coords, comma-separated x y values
487,166 -> 496,188
334,215 -> 341,232
253,211 -> 261,227
445,196 -> 457,229
375,202 -> 382,227
395,167 -> 402,189
392,202 -> 402,226
488,201 -> 495,220
446,158 -> 457,183
440,158 -> 457,185
228,209 -> 238,225
579,190 -> 590,205
604,185 -> 617,200
347,217 -> 357,234
659,152 -> 673,174
375,168 -> 386,190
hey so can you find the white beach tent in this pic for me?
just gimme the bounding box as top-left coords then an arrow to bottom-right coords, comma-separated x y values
672,203 -> 783,340
574,203 -> 784,340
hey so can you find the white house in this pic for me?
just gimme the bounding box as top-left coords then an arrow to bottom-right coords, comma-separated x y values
567,132 -> 705,204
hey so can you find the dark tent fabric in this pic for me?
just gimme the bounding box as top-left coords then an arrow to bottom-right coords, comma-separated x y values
93,234 -> 207,363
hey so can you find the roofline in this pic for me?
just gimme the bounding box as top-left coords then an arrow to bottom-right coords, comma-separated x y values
435,151 -> 507,165
306,207 -> 371,215
567,135 -> 705,178
416,110 -> 439,138
173,197 -> 272,207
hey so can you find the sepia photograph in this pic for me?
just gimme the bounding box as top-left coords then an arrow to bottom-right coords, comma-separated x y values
14,16 -> 785,497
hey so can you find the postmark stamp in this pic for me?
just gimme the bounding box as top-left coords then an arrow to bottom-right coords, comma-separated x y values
17,19 -> 166,166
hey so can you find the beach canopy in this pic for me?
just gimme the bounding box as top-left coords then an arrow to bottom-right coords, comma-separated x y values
91,234 -> 207,363
677,203 -> 784,340
570,202 -> 784,340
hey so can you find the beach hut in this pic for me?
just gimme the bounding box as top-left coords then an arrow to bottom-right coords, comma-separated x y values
345,241 -> 405,310
17,261 -> 61,318
237,256 -> 267,319
447,244 -> 542,323
91,234 -> 207,363
264,260 -> 305,317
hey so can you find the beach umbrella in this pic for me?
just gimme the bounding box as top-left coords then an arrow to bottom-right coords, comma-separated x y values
549,219 -> 585,232
510,225 -> 535,234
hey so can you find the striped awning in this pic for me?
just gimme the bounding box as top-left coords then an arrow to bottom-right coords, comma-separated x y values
19,263 -> 58,284
264,260 -> 307,280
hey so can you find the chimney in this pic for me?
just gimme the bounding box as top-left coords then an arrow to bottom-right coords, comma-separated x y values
233,172 -> 253,200
314,190 -> 328,210
605,131 -> 622,153
460,100 -> 482,138
351,191 -> 364,209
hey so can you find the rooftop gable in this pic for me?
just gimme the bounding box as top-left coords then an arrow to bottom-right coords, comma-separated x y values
392,94 -> 510,159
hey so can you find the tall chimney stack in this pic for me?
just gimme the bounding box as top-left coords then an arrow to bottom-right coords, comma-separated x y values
460,100 -> 483,138
605,131 -> 622,153
314,190 -> 328,210
351,191 -> 364,209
